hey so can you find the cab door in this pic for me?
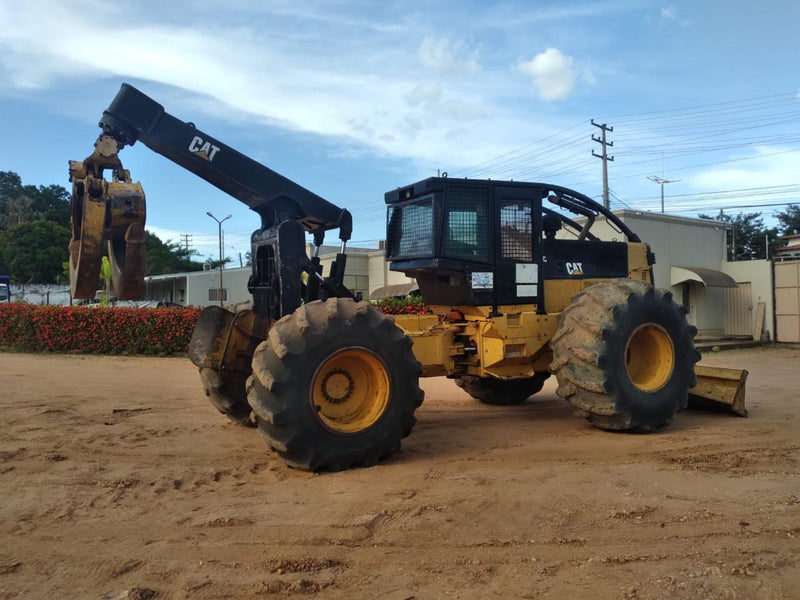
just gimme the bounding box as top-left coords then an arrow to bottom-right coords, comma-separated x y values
493,186 -> 543,307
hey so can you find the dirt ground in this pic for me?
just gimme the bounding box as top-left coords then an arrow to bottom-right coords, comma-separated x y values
0,346 -> 798,600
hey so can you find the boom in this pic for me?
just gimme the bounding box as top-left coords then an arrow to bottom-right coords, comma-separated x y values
69,83 -> 355,320
100,84 -> 352,239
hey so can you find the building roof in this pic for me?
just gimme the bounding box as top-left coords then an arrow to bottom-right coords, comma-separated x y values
144,266 -> 251,281
144,244 -> 379,281
369,281 -> 418,300
671,266 -> 738,288
311,244 -> 376,255
612,210 -> 730,229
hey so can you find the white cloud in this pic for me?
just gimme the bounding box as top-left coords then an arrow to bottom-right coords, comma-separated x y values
688,147 -> 800,190
0,1 -> 585,170
417,37 -> 480,74
660,5 -> 678,20
517,48 -> 578,101
407,81 -> 443,107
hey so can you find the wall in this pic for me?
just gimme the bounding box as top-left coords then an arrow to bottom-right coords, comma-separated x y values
720,260 -> 773,340
774,260 -> 800,342
614,212 -> 726,289
186,268 -> 251,307
8,284 -> 71,305
318,253 -> 370,300
367,250 -> 414,295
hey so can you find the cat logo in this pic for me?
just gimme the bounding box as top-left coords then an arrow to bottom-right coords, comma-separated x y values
565,262 -> 584,276
188,136 -> 221,162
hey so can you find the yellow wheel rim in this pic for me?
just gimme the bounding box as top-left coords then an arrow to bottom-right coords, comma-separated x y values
311,347 -> 390,434
624,324 -> 675,392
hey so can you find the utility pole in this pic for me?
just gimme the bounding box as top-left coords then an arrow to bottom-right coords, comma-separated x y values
647,175 -> 680,213
591,120 -> 614,210
180,233 -> 192,252
206,212 -> 231,306
230,246 -> 243,268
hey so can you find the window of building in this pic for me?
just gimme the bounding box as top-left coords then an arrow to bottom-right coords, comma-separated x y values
209,288 -> 228,302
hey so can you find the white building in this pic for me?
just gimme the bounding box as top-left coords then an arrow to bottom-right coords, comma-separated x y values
143,244 -> 377,307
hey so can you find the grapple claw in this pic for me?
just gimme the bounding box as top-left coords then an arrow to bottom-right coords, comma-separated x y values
69,135 -> 146,300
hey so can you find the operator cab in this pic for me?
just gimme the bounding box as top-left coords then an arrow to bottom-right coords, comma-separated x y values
385,177 -> 644,311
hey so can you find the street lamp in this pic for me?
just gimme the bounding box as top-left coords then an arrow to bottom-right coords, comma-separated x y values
647,175 -> 680,214
206,211 -> 232,306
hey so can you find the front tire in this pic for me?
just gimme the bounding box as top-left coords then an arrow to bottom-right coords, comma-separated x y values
550,279 -> 699,431
247,299 -> 424,471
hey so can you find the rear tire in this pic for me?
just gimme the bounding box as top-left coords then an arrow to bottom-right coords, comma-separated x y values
550,279 -> 699,431
455,373 -> 550,405
247,299 -> 424,471
200,368 -> 254,427
193,303 -> 259,427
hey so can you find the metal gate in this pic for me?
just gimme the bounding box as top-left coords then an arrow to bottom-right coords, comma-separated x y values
724,281 -> 752,336
775,260 -> 800,343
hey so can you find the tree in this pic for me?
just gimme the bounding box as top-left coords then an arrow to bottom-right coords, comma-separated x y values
0,171 -> 70,230
0,171 -> 207,281
775,204 -> 800,236
698,211 -> 780,261
32,184 -> 70,228
145,231 -> 205,275
0,219 -> 70,282
205,257 -> 233,270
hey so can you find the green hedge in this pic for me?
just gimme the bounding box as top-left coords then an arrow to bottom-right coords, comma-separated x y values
0,304 -> 201,354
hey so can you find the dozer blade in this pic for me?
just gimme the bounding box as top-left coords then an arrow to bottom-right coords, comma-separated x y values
687,365 -> 748,417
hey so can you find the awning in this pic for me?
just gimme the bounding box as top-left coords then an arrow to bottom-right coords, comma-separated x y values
369,281 -> 418,300
671,266 -> 738,288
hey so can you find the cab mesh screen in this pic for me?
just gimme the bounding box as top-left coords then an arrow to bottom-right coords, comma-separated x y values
442,187 -> 489,261
499,200 -> 533,260
386,198 -> 433,258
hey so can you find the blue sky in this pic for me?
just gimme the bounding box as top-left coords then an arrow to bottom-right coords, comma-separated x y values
1,0 -> 798,261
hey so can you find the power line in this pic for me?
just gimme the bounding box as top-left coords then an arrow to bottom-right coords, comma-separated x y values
451,120 -> 587,178
658,200 -> 800,214
599,91 -> 798,122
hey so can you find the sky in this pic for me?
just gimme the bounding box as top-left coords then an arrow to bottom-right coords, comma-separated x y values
0,0 -> 798,262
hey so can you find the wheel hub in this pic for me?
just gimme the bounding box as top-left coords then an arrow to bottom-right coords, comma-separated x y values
311,347 -> 390,434
321,369 -> 354,404
625,323 -> 675,392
